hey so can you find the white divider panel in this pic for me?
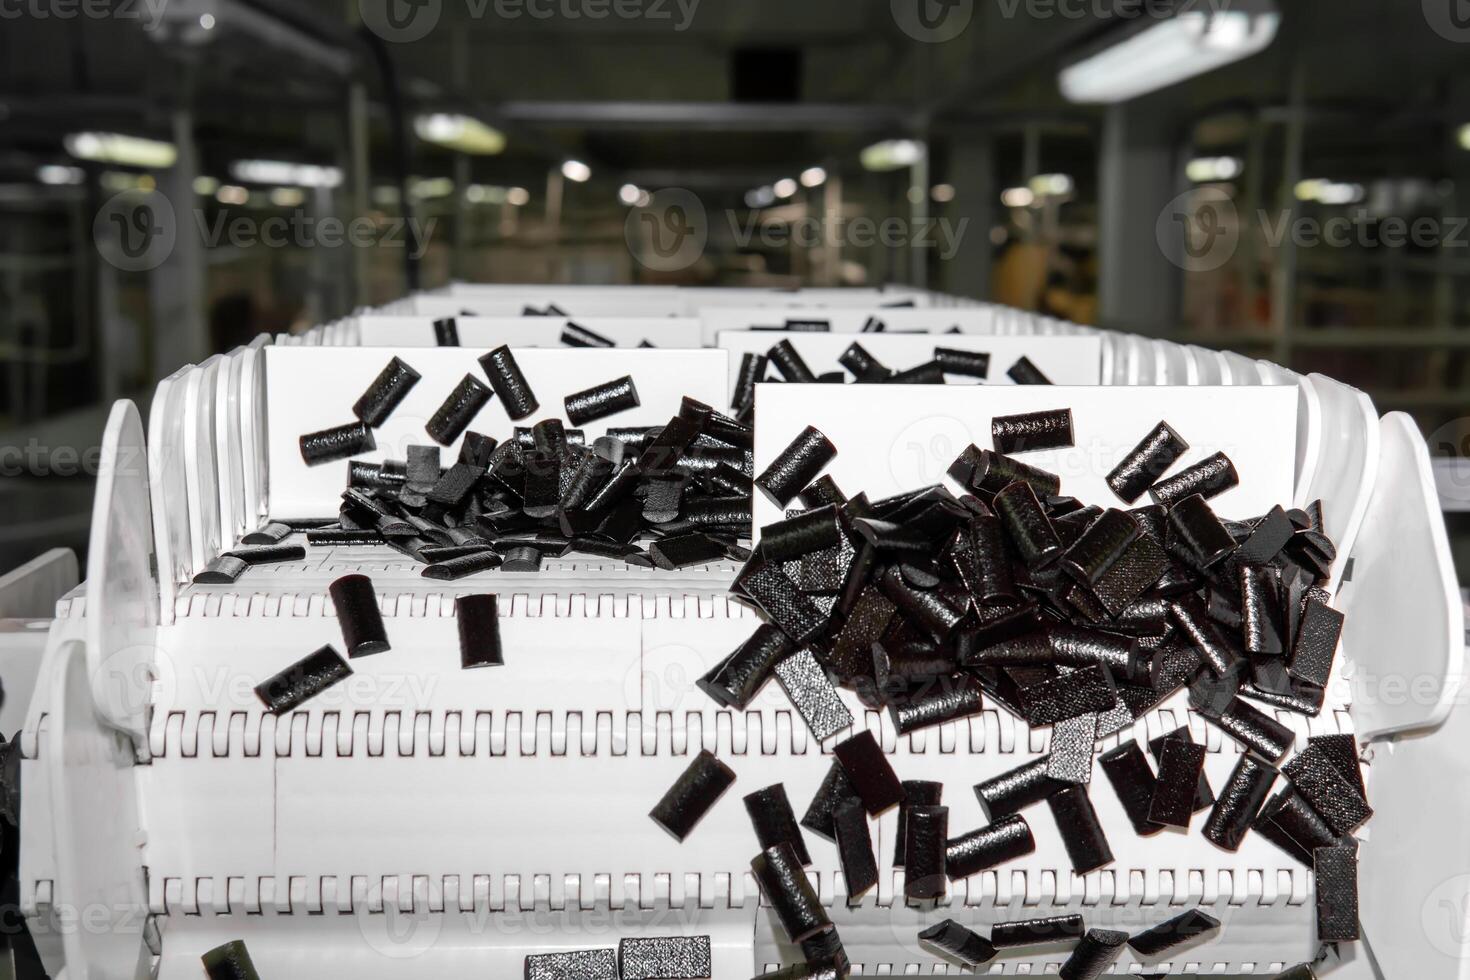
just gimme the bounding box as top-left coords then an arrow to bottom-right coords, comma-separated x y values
716,332 -> 1102,390
239,337 -> 270,532
699,306 -> 1001,344
751,384 -> 1297,531
214,347 -> 247,551
264,347 -> 729,518
148,366 -> 194,617
183,357 -> 223,573
353,316 -> 703,349
406,294 -> 687,318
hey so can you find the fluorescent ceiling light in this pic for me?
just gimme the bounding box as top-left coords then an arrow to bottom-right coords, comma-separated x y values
773,178 -> 799,199
413,113 -> 506,155
65,132 -> 177,168
861,139 -> 925,172
1187,156 -> 1243,182
1295,179 -> 1364,205
231,159 -> 342,188
561,160 -> 592,183
1029,173 -> 1074,198
800,167 -> 827,188
36,165 -> 84,186
1059,5 -> 1279,104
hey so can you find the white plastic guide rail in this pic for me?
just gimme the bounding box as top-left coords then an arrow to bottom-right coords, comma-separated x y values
698,306 -> 1006,345
340,316 -> 705,349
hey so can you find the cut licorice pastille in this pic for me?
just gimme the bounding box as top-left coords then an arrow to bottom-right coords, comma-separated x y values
1098,741 -> 1163,837
561,321 -> 615,348
994,480 -> 1063,569
732,352 -> 768,414
300,420 -> 375,466
455,593 -> 503,669
425,374 -> 492,446
1241,563 -> 1286,655
1046,712 -> 1098,785
774,649 -> 854,741
991,913 -> 1086,949
1254,789 -> 1337,866
944,813 -> 1036,878
798,928 -> 849,977
1047,785 -> 1113,873
223,544 -> 306,566
991,408 -> 1074,454
934,346 -> 990,379
1018,665 -> 1116,726
1149,451 -> 1239,507
353,356 -> 422,427
887,360 -> 944,384
193,555 -> 249,584
253,644 -> 352,714
838,341 -> 892,381
890,673 -> 985,734
975,756 -> 1065,819
1202,753 -> 1278,851
422,551 -> 504,580
832,798 -> 878,903
755,425 -> 837,507
800,761 -> 857,842
524,948 -> 618,980
432,316 -> 459,346
1106,421 -> 1189,503
1127,908 -> 1221,958
833,729 -> 904,814
893,780 -> 942,866
903,804 -> 949,900
761,505 -> 841,563
917,919 -> 997,967
1149,738 -> 1206,828
697,623 -> 791,709
1168,594 -> 1244,678
1059,508 -> 1140,585
564,375 -> 640,426
1289,596 -> 1344,687
328,573 -> 389,658
202,939 -> 262,980
768,339 -> 818,383
1282,742 -> 1373,836
241,521 -> 293,545
744,784 -> 812,865
1007,355 -> 1052,385
1167,493 -> 1237,567
1212,696 -> 1296,762
1058,929 -> 1128,980
751,842 -> 831,943
617,937 -> 712,980
1315,843 -> 1360,942
479,345 -> 540,420
648,533 -> 726,570
649,750 -> 735,842
956,447 -> 1061,498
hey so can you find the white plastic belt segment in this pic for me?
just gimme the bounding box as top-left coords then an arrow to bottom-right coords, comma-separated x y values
351,317 -> 707,349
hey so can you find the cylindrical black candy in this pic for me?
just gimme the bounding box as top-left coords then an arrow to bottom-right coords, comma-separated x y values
992,409 -> 1074,454
1203,754 -> 1278,851
1240,564 -> 1286,655
1216,697 -> 1295,761
241,521 -> 293,545
1059,929 -> 1128,980
329,574 -> 389,658
934,346 -> 990,379
969,514 -> 1017,604
1149,451 -> 1239,507
564,375 -> 640,426
1098,742 -> 1163,837
994,480 -> 1063,569
349,460 -> 407,490
890,675 -> 984,734
561,321 -> 615,348
798,926 -> 847,975
1107,421 -> 1189,503
879,568 -> 966,642
1060,509 -> 1140,584
945,814 -> 1035,878
744,784 -> 811,865
202,939 -> 262,980
455,593 -> 502,669
904,805 -> 949,900
832,799 -> 878,903
755,425 -> 837,506
768,339 -> 817,383
253,645 -> 353,714
991,913 -> 1086,949
1007,356 -> 1052,385
426,374 -> 492,446
353,356 -> 422,427
479,345 -> 540,420
1168,494 -> 1236,567
226,544 -> 305,565
1169,595 -> 1244,678
732,352 -> 769,413
422,551 -> 504,579
893,780 -> 942,866
1047,786 -> 1113,874
800,761 -> 857,842
975,757 -> 1064,818
648,749 -> 736,841
762,505 -> 840,563
300,421 -> 375,466
963,449 -> 1062,497
917,919 -> 997,967
432,316 -> 459,346
798,475 -> 845,509
887,360 -> 945,384
1048,625 -> 1144,684
1128,908 -> 1221,957
194,555 -> 249,584
839,341 -> 891,381
1272,966 -> 1317,980
751,842 -> 830,943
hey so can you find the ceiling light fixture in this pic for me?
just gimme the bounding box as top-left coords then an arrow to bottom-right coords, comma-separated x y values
413,114 -> 507,155
561,160 -> 592,183
230,159 -> 343,188
64,132 -> 177,169
860,139 -> 925,172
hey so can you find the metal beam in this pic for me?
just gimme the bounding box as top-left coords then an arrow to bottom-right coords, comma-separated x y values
496,101 -> 912,132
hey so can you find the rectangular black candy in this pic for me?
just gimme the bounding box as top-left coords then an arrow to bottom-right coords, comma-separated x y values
800,761 -> 857,842
1019,665 -> 1116,726
1314,844 -> 1360,942
617,937 -> 711,980
1310,733 -> 1366,798
1255,789 -> 1337,866
917,919 -> 997,967
1289,597 -> 1343,687
893,779 -> 942,866
1282,743 -> 1373,836
1059,928 -> 1127,980
649,533 -> 726,570
774,650 -> 853,741
1046,713 -> 1098,785
903,804 -> 948,900
253,645 -> 352,714
991,914 -> 1085,949
649,750 -> 735,842
744,784 -> 811,865
1098,741 -> 1163,836
1149,739 -> 1207,828
832,799 -> 878,903
1047,786 -> 1113,874
455,594 -> 502,669
1127,908 -> 1220,958
833,730 -> 904,814
524,948 -> 618,980
329,573 -> 390,658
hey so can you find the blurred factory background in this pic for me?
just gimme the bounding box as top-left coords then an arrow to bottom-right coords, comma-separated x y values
1,0 -> 1469,572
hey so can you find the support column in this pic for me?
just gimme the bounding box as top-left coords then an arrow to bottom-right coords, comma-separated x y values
942,129 -> 995,301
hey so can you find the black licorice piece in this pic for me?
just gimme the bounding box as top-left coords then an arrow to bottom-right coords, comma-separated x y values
1047,625 -> 1144,684
1315,844 -> 1360,942
1282,744 -> 1373,836
432,316 -> 459,346
755,426 -> 837,506
775,650 -> 853,740
1128,909 -> 1220,958
945,814 -> 1035,878
1203,754 -> 1278,851
194,555 -> 249,584
1241,564 -> 1286,655
1107,421 -> 1189,503
732,352 -> 769,414
479,346 -> 539,420
880,568 -> 966,642
618,937 -> 711,980
768,339 -> 817,383
1149,451 -> 1239,507
307,528 -> 382,546
353,356 -> 421,427
992,409 -> 1074,454
1169,595 -> 1244,678
202,939 -> 262,980
421,551 -> 504,579
735,558 -> 827,643
1150,739 -> 1207,828
1046,713 -> 1099,784
1272,966 -> 1318,980
1311,733 -> 1366,797
698,624 -> 791,709
525,949 -> 618,980
328,574 -> 389,658
1060,509 -> 1140,585
934,346 -> 990,379
1047,786 -> 1113,873
455,593 -> 502,669
1167,494 -> 1237,567
242,521 -> 293,545
1091,532 -> 1169,616
561,321 -> 614,348
224,544 -> 304,565
904,805 -> 949,899
893,780 -> 942,866
254,645 -> 352,714
832,799 -> 878,902
890,674 -> 985,734
976,757 -> 1065,819
649,750 -> 735,841
300,421 -> 375,465
1019,665 -> 1116,726
961,448 -> 1062,498
798,927 -> 848,976
801,761 -> 857,841
751,842 -> 830,942
1215,697 -> 1295,761
838,341 -> 892,381
1007,356 -> 1052,385
991,914 -> 1086,949
649,533 -> 725,570
501,545 -> 544,572
564,375 -> 640,426
1059,929 -> 1128,980
994,481 -> 1062,569
1099,742 -> 1164,836
763,506 -> 841,564
744,784 -> 811,865
1290,597 -> 1343,687
833,730 -> 903,814
426,374 -> 492,446
917,920 -> 997,967
1256,789 -> 1337,866
886,360 -> 945,384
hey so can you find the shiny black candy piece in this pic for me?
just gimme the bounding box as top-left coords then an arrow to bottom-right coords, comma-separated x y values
917,919 -> 997,967
751,842 -> 831,942
1007,356 -> 1052,385
762,506 -> 842,563
1149,739 -> 1206,828
422,551 -> 504,579
1282,743 -> 1373,836
890,674 -> 985,734
353,356 -> 422,427
893,779 -> 942,866
649,750 -> 736,841
426,374 -> 492,446
1214,696 -> 1295,762
524,949 -> 618,980
1047,786 -> 1113,873
300,421 -> 375,466
945,814 -> 1036,877
329,573 -> 390,658
254,644 -> 352,714
1149,451 -> 1239,507
744,784 -> 811,865
432,317 -> 459,346
564,375 -> 640,426
959,448 -> 1062,498
193,555 -> 249,584
1290,597 -> 1343,687
1060,509 -> 1140,585
479,346 -> 540,420
755,425 -> 837,506
698,624 -> 791,710
202,940 -> 263,980
994,480 -> 1063,569
1127,909 -> 1220,958
241,521 -> 293,544
1167,494 -> 1237,567
975,757 -> 1065,819
768,339 -> 818,382
991,913 -> 1086,949
1058,929 -> 1128,980
732,352 -> 768,413
992,408 -> 1074,454
1147,728 -> 1214,813
1314,844 -> 1360,942
1255,789 -> 1337,866
1107,421 -> 1189,503
833,730 -> 904,814
1098,741 -> 1163,836
800,761 -> 857,842
832,799 -> 878,903
561,321 -> 615,348
649,533 -> 725,570
1019,665 -> 1116,726
455,593 -> 503,669
903,804 -> 949,899
838,341 -> 892,381
1203,754 -> 1278,851
934,346 -> 990,379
